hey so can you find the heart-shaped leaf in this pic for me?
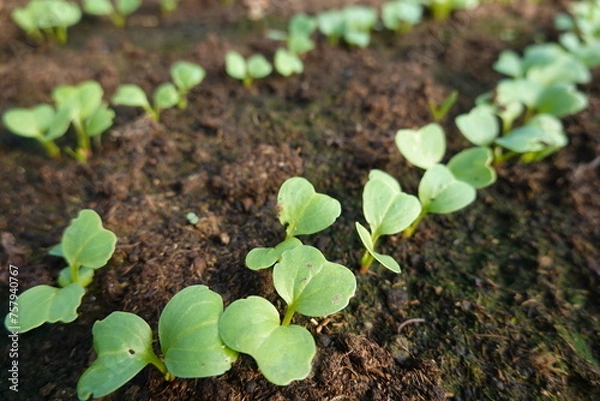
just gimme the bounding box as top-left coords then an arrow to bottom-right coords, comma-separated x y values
2,104 -> 55,138
159,285 -> 237,378
111,84 -> 150,108
219,296 -> 316,385
495,114 -> 567,153
455,105 -> 500,146
62,209 -> 117,270
493,49 -> 523,78
170,61 -> 206,92
4,283 -> 85,333
245,237 -> 303,270
247,54 -> 272,79
419,164 -> 476,214
363,175 -> 421,237
368,169 -> 401,192
77,312 -> 159,400
448,147 -> 496,189
395,123 -> 446,169
225,51 -> 247,80
153,82 -> 180,110
535,83 -> 588,117
277,177 -> 341,238
273,245 -> 356,317
84,103 -> 115,137
355,222 -> 400,273
274,48 -> 304,77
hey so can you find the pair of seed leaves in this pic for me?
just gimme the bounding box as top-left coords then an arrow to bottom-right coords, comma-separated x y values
112,61 -> 206,120
246,177 -> 342,270
78,246 -> 356,399
3,210 -> 117,334
457,104 -> 567,161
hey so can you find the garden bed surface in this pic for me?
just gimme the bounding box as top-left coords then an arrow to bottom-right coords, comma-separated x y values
0,0 -> 599,400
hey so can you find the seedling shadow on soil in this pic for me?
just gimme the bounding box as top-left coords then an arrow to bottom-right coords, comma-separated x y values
1,1 -> 599,400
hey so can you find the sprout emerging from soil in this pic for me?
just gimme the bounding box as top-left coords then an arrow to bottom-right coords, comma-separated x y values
425,0 -> 479,21
395,123 -> 483,236
356,170 -> 421,273
225,51 -> 273,87
317,5 -> 378,48
11,0 -> 82,44
82,0 -> 141,28
78,286 -> 237,400
111,60 -> 204,120
2,104 -> 71,158
160,0 -> 182,14
52,80 -> 115,161
381,0 -> 424,33
3,210 -> 116,334
245,177 -> 341,270
220,245 -> 356,385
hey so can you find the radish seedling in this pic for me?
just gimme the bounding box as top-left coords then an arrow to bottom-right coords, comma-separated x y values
395,123 -> 484,236
458,103 -> 568,163
381,0 -> 424,33
317,5 -> 377,48
2,104 -> 71,158
78,285 -> 237,400
355,170 -> 421,273
274,48 -> 304,77
112,60 -> 204,120
3,210 -> 116,333
268,13 -> 317,55
52,80 -> 115,161
11,0 -> 82,44
220,245 -> 356,385
82,0 -> 141,28
225,51 -> 273,88
555,0 -> 600,68
424,0 -> 479,21
112,83 -> 178,121
160,0 -> 182,14
245,177 -> 341,270
170,61 -> 206,109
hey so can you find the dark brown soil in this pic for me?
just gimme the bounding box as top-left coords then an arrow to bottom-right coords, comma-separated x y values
1,1 -> 599,400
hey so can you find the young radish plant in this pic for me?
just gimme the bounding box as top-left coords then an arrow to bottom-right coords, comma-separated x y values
220,245 -> 356,385
381,0 -> 424,34
2,103 -> 71,158
11,0 -> 82,44
112,61 -> 205,121
225,51 -> 273,87
245,177 -> 341,270
77,285 -> 237,400
52,80 -> 115,161
395,123 -> 495,236
355,170 -> 421,273
457,103 -> 569,163
317,5 -> 378,48
3,210 -> 116,333
424,0 -> 479,21
82,0 -> 141,28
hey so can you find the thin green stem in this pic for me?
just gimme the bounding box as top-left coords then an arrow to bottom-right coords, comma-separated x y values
40,140 -> 60,158
69,263 -> 80,285
147,352 -> 174,381
282,305 -> 296,326
359,250 -> 375,274
359,233 -> 379,274
403,209 -> 427,238
73,119 -> 91,160
108,12 -> 126,28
